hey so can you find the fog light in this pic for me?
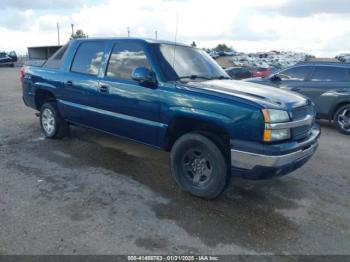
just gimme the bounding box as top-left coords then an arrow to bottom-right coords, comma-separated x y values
264,129 -> 291,142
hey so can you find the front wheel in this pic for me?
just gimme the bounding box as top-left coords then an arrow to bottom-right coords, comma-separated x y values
170,133 -> 230,199
333,104 -> 350,135
40,102 -> 69,139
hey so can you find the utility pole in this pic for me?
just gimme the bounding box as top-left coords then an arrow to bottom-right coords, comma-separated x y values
127,27 -> 130,37
71,24 -> 74,38
56,23 -> 60,45
155,30 -> 158,40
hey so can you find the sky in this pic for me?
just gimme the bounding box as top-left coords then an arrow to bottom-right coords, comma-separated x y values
1,0 -> 350,56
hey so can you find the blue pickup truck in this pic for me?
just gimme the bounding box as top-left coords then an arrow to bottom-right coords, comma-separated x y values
21,38 -> 320,199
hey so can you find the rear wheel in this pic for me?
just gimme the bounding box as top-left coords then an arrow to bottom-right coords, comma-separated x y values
170,132 -> 230,199
40,102 -> 69,139
333,104 -> 350,135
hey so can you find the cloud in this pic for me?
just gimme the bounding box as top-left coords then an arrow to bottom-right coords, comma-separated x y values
269,0 -> 350,17
0,0 -> 350,56
2,10 -> 34,30
1,0 -> 85,10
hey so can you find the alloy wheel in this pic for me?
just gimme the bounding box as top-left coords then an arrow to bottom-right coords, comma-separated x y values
41,108 -> 56,136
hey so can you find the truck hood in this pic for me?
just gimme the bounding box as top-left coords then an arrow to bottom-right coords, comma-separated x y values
183,80 -> 308,110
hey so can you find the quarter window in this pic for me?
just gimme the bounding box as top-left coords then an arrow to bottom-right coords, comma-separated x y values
44,43 -> 69,69
311,66 -> 348,82
71,42 -> 105,76
106,42 -> 151,80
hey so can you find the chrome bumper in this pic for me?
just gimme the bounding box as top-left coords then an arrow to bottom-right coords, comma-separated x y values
231,141 -> 318,170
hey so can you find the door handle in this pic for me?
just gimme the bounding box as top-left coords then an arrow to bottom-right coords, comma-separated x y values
65,80 -> 73,87
291,87 -> 301,92
99,85 -> 109,93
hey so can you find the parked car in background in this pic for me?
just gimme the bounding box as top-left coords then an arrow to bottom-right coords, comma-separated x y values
0,51 -> 17,67
336,54 -> 350,63
246,61 -> 350,135
225,67 -> 252,80
21,38 -> 320,199
251,67 -> 270,78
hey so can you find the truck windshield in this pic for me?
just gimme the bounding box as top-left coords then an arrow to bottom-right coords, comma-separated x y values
154,44 -> 229,82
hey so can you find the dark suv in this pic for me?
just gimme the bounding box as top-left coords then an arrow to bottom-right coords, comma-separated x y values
246,62 -> 350,135
0,51 -> 17,67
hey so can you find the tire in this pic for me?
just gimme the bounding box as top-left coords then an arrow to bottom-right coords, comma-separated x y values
170,132 -> 230,199
333,104 -> 350,135
40,102 -> 69,139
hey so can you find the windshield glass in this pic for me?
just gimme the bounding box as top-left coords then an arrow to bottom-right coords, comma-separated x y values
153,43 -> 229,81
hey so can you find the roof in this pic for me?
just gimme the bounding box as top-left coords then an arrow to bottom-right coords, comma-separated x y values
297,61 -> 350,67
27,45 -> 63,49
306,58 -> 339,62
73,37 -> 191,47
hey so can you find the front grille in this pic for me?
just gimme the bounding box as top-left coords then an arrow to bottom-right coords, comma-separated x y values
292,125 -> 312,140
291,104 -> 314,141
291,105 -> 314,120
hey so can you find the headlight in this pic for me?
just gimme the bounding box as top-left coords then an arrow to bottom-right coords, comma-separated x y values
262,109 -> 290,123
262,109 -> 291,142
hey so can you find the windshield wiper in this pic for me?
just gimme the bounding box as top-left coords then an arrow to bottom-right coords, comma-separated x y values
177,75 -> 212,81
210,75 -> 231,80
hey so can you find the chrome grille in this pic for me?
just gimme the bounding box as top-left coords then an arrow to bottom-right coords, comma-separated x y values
292,105 -> 314,121
292,125 -> 312,140
291,105 -> 314,141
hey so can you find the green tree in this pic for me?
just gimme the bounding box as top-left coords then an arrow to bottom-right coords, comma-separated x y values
70,29 -> 87,39
214,44 -> 233,52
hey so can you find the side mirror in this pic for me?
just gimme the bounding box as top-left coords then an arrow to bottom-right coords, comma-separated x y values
270,74 -> 281,82
131,67 -> 156,87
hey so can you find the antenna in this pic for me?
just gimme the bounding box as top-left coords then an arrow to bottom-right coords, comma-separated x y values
127,27 -> 130,37
172,13 -> 179,70
56,23 -> 60,45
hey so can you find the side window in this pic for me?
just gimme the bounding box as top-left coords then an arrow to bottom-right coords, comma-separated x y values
311,66 -> 348,82
44,43 -> 69,69
71,42 -> 105,76
106,42 -> 151,80
279,66 -> 312,80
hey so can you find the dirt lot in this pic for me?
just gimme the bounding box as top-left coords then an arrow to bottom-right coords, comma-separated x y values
0,67 -> 349,255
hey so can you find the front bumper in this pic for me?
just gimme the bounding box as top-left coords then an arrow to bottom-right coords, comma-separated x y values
230,125 -> 320,179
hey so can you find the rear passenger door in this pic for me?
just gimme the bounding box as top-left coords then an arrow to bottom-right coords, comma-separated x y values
95,41 -> 161,146
59,41 -> 106,127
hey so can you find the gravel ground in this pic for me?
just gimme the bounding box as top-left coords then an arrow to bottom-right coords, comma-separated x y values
0,67 -> 349,255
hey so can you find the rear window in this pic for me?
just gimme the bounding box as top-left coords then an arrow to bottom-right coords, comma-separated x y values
71,42 -> 105,76
311,66 -> 348,82
44,43 -> 69,69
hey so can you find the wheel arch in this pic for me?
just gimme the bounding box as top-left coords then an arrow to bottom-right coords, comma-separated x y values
34,89 -> 56,111
331,100 -> 350,120
163,111 -> 232,157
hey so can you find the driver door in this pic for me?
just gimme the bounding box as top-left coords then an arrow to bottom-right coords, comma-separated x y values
275,65 -> 314,93
94,41 -> 161,146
